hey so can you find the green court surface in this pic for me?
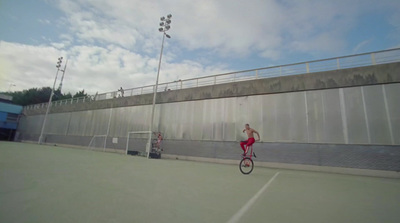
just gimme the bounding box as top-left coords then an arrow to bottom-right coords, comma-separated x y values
1,142 -> 399,223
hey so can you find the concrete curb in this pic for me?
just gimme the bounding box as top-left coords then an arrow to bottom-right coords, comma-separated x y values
162,154 -> 400,179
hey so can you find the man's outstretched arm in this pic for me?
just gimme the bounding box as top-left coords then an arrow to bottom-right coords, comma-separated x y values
254,130 -> 260,141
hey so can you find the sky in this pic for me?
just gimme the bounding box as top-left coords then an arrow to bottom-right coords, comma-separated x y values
0,0 -> 399,95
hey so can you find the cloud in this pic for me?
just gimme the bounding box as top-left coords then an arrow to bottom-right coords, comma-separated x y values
0,41 -> 66,91
352,40 -> 372,53
54,0 -> 286,58
0,40 -> 229,95
56,0 -> 144,49
38,19 -> 51,25
51,0 -> 399,61
54,0 -> 379,60
387,13 -> 400,45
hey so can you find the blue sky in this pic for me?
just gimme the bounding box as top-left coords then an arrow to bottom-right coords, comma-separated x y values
0,0 -> 399,95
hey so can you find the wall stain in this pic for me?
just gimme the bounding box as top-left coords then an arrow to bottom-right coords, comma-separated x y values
315,79 -> 326,88
351,73 -> 378,85
269,81 -> 281,91
327,78 -> 338,88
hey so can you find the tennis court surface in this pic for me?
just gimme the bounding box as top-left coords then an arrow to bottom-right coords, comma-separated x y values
1,142 -> 399,223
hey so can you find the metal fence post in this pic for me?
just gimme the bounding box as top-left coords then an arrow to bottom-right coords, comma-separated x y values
306,63 -> 310,73
371,53 -> 376,65
337,58 -> 340,69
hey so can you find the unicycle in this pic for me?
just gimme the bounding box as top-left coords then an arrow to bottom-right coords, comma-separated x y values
239,145 -> 255,175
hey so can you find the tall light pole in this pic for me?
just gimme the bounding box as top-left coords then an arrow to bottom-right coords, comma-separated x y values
8,84 -> 16,92
38,57 -> 63,144
58,59 -> 68,93
146,14 -> 172,158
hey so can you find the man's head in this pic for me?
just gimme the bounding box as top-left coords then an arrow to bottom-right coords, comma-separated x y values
245,124 -> 250,129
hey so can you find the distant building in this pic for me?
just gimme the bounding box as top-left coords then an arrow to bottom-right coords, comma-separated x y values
0,94 -> 22,141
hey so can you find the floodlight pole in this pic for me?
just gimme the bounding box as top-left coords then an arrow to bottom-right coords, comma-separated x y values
38,57 -> 63,144
8,84 -> 16,92
58,59 -> 68,92
146,14 -> 172,158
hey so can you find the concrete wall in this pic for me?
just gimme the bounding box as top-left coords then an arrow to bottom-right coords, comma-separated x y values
18,83 -> 400,145
18,62 -> 400,171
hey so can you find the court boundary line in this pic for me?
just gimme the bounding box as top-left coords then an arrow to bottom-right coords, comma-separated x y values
227,172 -> 280,223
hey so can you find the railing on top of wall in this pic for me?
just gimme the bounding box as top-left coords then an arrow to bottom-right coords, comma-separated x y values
24,47 -> 400,110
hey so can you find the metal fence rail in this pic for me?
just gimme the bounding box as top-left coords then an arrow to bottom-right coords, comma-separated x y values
24,48 -> 400,110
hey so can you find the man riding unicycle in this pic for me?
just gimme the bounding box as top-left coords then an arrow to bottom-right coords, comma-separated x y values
240,124 -> 260,156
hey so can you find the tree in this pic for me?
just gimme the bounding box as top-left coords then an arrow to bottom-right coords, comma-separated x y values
9,87 -> 52,105
73,90 -> 88,98
53,89 -> 72,101
2,87 -> 89,106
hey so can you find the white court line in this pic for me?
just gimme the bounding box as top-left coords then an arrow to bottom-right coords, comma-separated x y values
227,172 -> 280,223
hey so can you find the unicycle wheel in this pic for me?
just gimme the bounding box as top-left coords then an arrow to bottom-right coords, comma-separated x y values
239,157 -> 254,175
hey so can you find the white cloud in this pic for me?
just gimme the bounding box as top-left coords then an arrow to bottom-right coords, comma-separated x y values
38,19 -> 51,25
53,0 -> 397,59
388,13 -> 400,44
0,40 -> 229,95
0,41 -> 66,92
57,0 -> 144,49
352,40 -> 372,53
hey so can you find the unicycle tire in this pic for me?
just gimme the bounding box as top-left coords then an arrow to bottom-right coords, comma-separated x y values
239,157 -> 254,175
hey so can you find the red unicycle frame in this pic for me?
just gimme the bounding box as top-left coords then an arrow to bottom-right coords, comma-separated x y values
239,144 -> 255,174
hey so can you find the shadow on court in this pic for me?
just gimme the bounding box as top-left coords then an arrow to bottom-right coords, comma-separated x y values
1,142 -> 399,223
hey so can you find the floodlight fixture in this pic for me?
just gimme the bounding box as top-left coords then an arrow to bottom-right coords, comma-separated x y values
160,16 -> 165,21
167,14 -> 172,19
160,22 -> 164,26
159,27 -> 164,32
165,34 -> 171,38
